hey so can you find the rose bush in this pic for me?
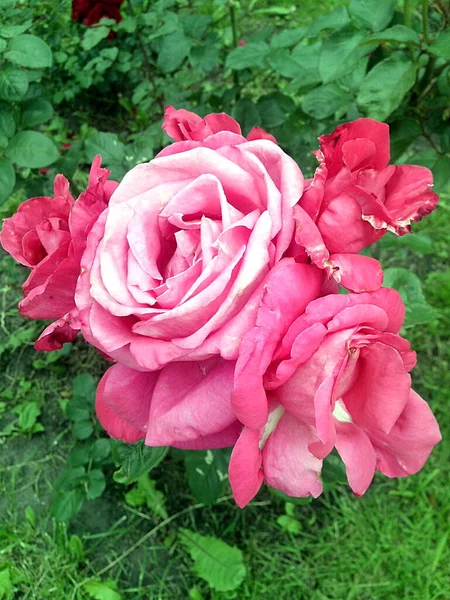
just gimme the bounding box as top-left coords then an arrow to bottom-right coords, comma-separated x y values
294,119 -> 439,292
0,157 -> 117,350
229,287 -> 441,507
75,129 -> 308,371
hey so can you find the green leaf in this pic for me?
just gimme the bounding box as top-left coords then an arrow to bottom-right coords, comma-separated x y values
277,514 -> 301,534
306,6 -> 350,37
0,159 -> 15,205
0,39 -> 6,53
319,28 -> 366,84
383,268 -> 439,327
407,149 -> 437,170
54,466 -> 86,490
73,420 -> 94,440
432,155 -> 450,194
157,32 -> 191,73
112,440 -> 168,485
125,474 -> 168,519
429,30 -> 450,60
117,16 -> 137,33
357,56 -> 416,121
91,438 -> 111,461
180,529 -> 246,592
184,450 -> 225,505
72,373 -> 97,405
0,66 -> 28,101
254,6 -> 294,15
226,42 -> 269,70
100,47 -> 118,61
270,28 -> 306,49
337,58 -> 368,92
363,25 -> 421,46
349,0 -> 395,31
268,49 -> 302,78
5,34 -> 52,69
85,132 -> 125,165
66,403 -> 90,422
302,83 -> 351,119
21,98 -> 53,128
379,231 -> 434,255
83,580 -> 122,600
82,26 -> 110,51
183,15 -> 211,38
69,534 -> 84,559
0,21 -> 33,38
322,453 -> 348,489
389,118 -> 421,159
15,401 -> 40,431
189,45 -> 219,73
51,488 -> 85,521
0,568 -> 13,600
5,131 -> 59,168
258,93 -> 294,128
232,99 -> 261,135
289,42 -> 322,90
0,103 -> 15,137
67,445 -> 91,467
86,469 -> 106,500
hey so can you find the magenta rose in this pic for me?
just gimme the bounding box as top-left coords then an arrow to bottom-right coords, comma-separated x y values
0,156 -> 118,350
93,260 -> 326,447
228,287 -> 441,507
76,130 -> 306,371
293,118 -> 438,293
163,106 -> 277,144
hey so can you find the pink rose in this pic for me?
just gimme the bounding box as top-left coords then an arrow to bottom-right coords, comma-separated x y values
0,156 -> 118,350
75,131 -> 307,371
294,119 -> 438,293
94,260 -> 326,447
229,287 -> 441,507
163,106 -> 277,144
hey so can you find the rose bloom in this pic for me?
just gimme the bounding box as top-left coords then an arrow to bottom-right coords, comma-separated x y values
228,287 -> 441,507
76,128 -> 307,371
294,119 -> 438,292
0,157 -> 117,350
163,106 -> 277,145
71,0 -> 123,26
94,260 -> 328,448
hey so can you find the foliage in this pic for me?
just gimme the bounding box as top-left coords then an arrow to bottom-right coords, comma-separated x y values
0,5 -> 58,204
180,529 -> 247,592
51,373 -> 111,521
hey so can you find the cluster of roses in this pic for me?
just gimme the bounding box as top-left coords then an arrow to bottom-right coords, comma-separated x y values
1,107 -> 441,507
